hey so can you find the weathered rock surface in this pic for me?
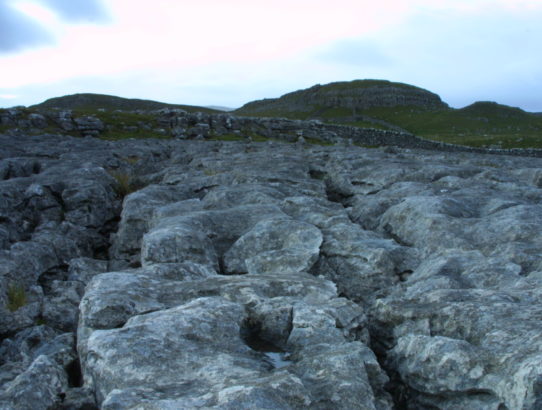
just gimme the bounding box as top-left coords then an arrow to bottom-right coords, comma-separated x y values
223,217 -> 323,275
1,129 -> 542,409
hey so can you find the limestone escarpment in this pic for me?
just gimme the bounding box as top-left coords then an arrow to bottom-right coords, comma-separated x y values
236,80 -> 447,115
0,130 -> 542,409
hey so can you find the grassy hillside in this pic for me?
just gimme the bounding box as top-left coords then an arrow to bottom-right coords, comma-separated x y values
359,102 -> 542,149
236,81 -> 542,149
32,93 -> 220,114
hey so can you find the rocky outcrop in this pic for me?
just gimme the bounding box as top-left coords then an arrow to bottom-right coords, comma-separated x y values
1,130 -> 542,409
236,80 -> 447,115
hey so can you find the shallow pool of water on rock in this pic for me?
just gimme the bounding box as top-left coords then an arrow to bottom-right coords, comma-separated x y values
243,332 -> 292,369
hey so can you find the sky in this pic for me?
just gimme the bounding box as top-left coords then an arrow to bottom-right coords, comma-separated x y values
0,0 -> 541,111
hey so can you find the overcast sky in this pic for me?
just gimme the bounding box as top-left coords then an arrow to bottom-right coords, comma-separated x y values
1,0 -> 541,111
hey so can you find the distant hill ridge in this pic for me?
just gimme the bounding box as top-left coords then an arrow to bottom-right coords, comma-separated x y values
459,101 -> 529,117
14,80 -> 542,150
32,93 -> 220,114
235,79 -> 447,116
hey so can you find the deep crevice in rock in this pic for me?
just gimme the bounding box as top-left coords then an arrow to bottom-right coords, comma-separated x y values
314,168 -> 419,408
95,213 -> 122,259
66,358 -> 83,388
217,255 -> 228,276
368,328 -> 412,409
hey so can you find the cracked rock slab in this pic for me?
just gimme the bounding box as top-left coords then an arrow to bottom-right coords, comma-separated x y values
78,268 -> 391,408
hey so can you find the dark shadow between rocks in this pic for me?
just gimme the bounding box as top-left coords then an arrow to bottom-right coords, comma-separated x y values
367,326 -> 412,409
309,169 -> 327,181
38,264 -> 69,293
240,319 -> 292,370
66,358 -> 83,388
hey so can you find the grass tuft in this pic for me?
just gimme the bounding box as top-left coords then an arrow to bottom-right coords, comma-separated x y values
203,169 -> 219,176
109,170 -> 143,198
7,283 -> 27,312
123,156 -> 140,165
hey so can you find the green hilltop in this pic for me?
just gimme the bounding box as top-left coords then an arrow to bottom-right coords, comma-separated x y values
22,93 -> 221,140
31,93 -> 220,114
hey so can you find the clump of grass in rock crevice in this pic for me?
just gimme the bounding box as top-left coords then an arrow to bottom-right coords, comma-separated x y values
7,283 -> 27,312
108,170 -> 145,198
203,168 -> 219,176
123,156 -> 140,165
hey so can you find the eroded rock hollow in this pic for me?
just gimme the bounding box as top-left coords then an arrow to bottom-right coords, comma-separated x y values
1,132 -> 542,409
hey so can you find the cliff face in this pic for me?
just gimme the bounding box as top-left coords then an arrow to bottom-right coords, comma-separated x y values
236,79 -> 448,115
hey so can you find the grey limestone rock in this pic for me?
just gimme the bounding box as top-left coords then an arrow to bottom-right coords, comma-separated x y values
313,222 -> 418,304
0,326 -> 77,409
0,355 -> 69,410
224,217 -> 323,275
279,195 -> 351,228
54,110 -> 76,131
0,285 -> 43,336
78,266 -> 390,408
42,280 -> 85,332
28,113 -> 47,128
74,115 -> 104,137
109,184 -> 197,264
388,335 -> 487,394
67,257 -> 108,284
141,223 -> 220,269
148,203 -> 287,258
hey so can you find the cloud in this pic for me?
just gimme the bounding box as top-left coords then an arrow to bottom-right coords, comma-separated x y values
41,0 -> 109,23
0,0 -> 109,54
0,1 -> 52,52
